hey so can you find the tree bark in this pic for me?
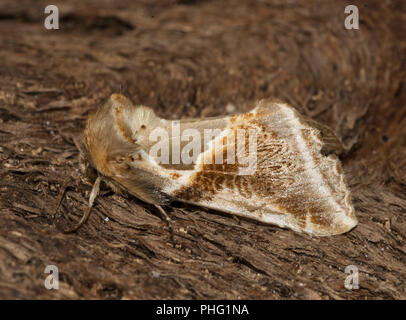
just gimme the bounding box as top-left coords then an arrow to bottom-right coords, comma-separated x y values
0,0 -> 405,299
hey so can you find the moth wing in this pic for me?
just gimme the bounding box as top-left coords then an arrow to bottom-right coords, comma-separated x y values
98,96 -> 232,206
89,95 -> 356,236
169,100 -> 357,236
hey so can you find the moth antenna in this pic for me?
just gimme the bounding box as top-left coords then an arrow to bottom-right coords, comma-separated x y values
63,176 -> 101,233
53,177 -> 72,219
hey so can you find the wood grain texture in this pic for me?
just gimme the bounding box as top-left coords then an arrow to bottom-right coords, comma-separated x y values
0,0 -> 405,299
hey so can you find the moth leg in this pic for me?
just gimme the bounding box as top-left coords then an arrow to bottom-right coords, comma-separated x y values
232,215 -> 241,225
63,176 -> 101,233
154,204 -> 173,233
154,204 -> 172,222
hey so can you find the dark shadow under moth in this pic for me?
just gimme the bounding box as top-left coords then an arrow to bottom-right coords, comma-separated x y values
70,94 -> 357,236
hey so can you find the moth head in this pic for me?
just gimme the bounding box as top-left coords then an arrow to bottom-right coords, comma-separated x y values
81,94 -> 161,178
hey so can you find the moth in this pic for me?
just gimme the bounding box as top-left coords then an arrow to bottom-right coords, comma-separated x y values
70,94 -> 357,236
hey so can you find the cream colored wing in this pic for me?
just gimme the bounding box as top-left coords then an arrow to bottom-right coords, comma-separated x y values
163,100 -> 357,236
84,94 -> 357,236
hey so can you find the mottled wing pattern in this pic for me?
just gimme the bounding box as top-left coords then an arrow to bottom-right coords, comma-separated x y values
84,95 -> 357,236
168,100 -> 357,236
